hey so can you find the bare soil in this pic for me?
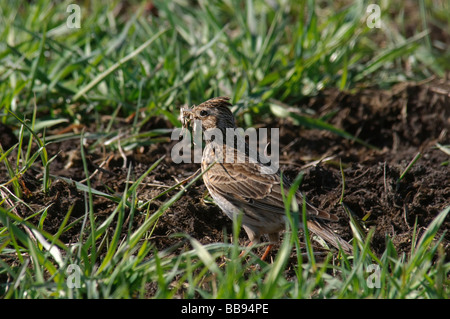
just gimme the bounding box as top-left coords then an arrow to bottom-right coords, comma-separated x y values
1,78 -> 449,265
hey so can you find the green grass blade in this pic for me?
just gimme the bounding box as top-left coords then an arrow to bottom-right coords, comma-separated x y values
73,28 -> 168,101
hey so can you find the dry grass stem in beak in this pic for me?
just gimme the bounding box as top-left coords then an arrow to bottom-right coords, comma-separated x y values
180,107 -> 194,138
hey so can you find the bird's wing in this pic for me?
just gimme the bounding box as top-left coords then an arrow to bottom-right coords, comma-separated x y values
205,160 -> 284,209
204,160 -> 338,222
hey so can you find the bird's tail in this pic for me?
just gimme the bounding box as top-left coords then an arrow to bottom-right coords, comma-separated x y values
306,220 -> 353,254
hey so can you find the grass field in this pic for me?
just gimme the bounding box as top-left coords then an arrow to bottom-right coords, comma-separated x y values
0,0 -> 449,299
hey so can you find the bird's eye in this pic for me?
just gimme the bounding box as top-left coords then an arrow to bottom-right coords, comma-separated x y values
199,110 -> 208,117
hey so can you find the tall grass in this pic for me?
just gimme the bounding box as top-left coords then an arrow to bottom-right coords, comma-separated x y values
1,0 -> 445,121
1,178 -> 448,298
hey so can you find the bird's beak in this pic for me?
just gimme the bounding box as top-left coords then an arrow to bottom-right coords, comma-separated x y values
182,108 -> 193,116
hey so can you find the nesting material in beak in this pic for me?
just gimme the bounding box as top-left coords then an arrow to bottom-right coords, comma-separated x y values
180,107 -> 194,139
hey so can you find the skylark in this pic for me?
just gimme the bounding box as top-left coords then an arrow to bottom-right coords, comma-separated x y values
182,96 -> 352,260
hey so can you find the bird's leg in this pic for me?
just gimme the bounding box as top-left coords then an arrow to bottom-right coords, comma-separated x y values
239,242 -> 273,262
260,244 -> 273,262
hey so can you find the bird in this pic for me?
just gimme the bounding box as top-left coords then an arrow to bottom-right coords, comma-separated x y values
182,96 -> 353,260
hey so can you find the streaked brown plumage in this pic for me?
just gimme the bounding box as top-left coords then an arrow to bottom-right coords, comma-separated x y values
183,96 -> 352,259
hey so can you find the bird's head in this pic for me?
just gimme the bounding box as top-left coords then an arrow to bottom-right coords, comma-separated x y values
182,96 -> 236,131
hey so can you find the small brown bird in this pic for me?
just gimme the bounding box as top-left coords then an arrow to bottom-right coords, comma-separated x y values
182,96 -> 352,260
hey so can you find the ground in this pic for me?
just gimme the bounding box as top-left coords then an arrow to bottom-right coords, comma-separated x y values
1,78 -> 449,265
